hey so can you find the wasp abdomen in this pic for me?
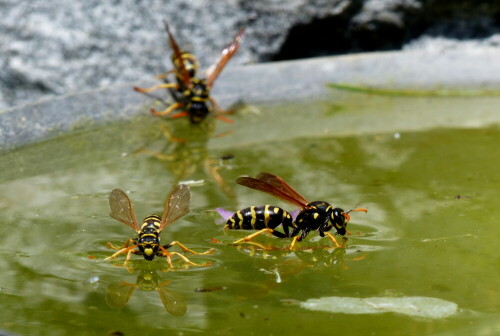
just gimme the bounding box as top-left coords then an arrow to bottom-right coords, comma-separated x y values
225,205 -> 292,231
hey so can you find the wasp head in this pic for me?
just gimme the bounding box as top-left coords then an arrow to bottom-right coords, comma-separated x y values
329,208 -> 349,236
330,207 -> 367,236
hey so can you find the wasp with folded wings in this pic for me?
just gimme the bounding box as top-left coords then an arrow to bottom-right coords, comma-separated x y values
105,184 -> 213,267
219,172 -> 367,249
134,20 -> 245,124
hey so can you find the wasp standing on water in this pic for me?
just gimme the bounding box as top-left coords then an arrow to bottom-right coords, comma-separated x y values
217,172 -> 367,249
134,20 -> 245,124
105,184 -> 213,267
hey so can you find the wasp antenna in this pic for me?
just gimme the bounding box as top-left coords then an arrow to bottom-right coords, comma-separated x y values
346,208 -> 368,214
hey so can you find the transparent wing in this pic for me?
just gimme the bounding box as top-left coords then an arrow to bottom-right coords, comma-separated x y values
163,20 -> 192,88
256,172 -> 309,206
236,172 -> 309,208
206,28 -> 245,88
160,184 -> 191,230
109,189 -> 140,232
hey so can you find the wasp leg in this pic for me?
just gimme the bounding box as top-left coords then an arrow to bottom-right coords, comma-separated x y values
324,232 -> 342,248
158,246 -> 211,268
210,97 -> 232,115
105,244 -> 139,260
289,236 -> 300,250
134,83 -> 178,94
210,97 -> 234,124
166,241 -> 215,255
289,229 -> 311,250
270,230 -> 287,238
170,111 -> 190,119
155,70 -> 175,80
107,238 -> 135,250
150,102 -> 183,116
232,228 -> 279,244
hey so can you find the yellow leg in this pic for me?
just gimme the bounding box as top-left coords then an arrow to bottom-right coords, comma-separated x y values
289,236 -> 300,250
232,228 -> 275,244
324,232 -> 342,248
151,102 -> 183,116
210,97 -> 232,115
159,246 -> 211,268
155,70 -> 174,80
124,248 -> 136,265
161,249 -> 175,269
107,238 -> 135,250
105,244 -> 139,260
134,83 -> 178,94
170,252 -> 212,267
168,241 -> 215,255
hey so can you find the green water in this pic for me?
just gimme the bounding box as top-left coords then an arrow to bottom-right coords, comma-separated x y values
1,95 -> 500,335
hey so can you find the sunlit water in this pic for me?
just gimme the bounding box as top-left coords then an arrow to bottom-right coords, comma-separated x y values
0,94 -> 499,335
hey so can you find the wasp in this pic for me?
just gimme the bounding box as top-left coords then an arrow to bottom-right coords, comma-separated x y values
105,184 -> 213,267
106,269 -> 187,317
134,20 -> 245,124
220,172 -> 367,249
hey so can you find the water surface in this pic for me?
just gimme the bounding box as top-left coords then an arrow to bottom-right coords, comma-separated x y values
0,94 -> 499,335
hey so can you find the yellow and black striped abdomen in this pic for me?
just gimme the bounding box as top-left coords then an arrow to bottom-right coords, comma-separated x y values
225,205 -> 293,231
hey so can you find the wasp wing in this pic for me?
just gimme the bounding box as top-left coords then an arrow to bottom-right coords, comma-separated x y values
236,174 -> 308,208
109,189 -> 140,232
206,28 -> 245,88
256,172 -> 309,206
160,184 -> 191,230
163,20 -> 192,88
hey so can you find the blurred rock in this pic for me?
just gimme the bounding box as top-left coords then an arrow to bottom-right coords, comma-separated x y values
0,0 -> 499,109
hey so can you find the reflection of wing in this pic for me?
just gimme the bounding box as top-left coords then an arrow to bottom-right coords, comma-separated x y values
157,287 -> 187,317
105,282 -> 136,309
163,20 -> 192,88
160,184 -> 191,230
206,28 -> 245,88
109,189 -> 140,232
236,172 -> 309,208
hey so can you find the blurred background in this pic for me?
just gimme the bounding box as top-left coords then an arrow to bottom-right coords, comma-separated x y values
0,0 -> 499,110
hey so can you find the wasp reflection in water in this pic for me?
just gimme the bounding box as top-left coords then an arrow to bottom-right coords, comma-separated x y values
228,243 -> 365,300
134,119 -> 236,200
106,268 -> 187,317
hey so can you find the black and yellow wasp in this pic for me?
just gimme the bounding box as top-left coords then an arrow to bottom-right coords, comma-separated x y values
105,184 -> 213,267
106,269 -> 187,317
134,20 -> 245,124
218,172 -> 367,249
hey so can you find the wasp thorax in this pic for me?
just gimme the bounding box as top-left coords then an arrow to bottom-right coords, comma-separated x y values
295,201 -> 332,230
